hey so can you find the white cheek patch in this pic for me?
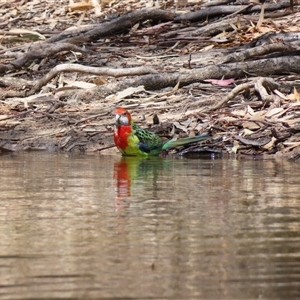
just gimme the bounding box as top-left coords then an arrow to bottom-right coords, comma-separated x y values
120,115 -> 129,125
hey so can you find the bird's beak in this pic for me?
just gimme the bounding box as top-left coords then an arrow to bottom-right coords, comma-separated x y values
115,114 -> 121,125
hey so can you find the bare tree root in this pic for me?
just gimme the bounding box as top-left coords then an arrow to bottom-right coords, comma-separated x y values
204,76 -> 282,112
1,64 -> 158,99
254,77 -> 280,102
209,82 -> 254,111
30,64 -> 157,96
56,55 -> 300,103
61,73 -> 180,101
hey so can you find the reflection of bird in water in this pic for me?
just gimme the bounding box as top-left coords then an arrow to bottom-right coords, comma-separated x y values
114,158 -> 133,199
114,107 -> 210,156
113,156 -> 168,211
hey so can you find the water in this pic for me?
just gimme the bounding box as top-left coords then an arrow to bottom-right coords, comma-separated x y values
0,152 -> 299,299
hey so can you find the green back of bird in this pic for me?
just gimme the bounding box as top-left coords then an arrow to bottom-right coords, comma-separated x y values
132,122 -> 164,155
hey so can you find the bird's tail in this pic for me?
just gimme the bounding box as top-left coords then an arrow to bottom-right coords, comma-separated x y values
162,133 -> 210,150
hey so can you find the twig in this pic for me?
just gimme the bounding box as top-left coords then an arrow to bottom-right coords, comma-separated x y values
94,144 -> 115,152
75,112 -> 111,125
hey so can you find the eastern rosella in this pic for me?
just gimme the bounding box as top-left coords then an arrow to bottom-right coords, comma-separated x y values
114,107 -> 210,156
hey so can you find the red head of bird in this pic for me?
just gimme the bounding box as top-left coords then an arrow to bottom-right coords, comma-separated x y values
115,108 -> 132,127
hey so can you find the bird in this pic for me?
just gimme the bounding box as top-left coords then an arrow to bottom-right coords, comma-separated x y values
114,107 -> 210,156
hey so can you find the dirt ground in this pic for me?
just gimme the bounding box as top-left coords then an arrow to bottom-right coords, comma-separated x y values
1,0 -> 300,159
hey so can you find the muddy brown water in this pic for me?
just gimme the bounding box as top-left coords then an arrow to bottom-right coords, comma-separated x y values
0,152 -> 299,299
